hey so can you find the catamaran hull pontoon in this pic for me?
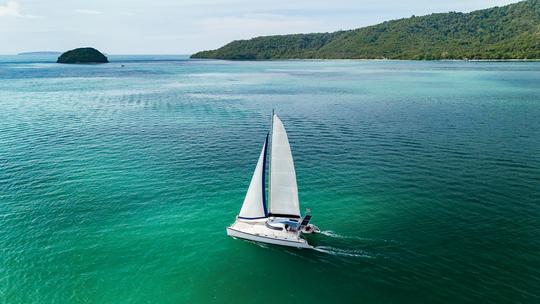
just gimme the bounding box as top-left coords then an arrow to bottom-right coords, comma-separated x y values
226,226 -> 312,249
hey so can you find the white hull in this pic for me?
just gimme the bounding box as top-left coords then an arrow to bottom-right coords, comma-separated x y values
226,220 -> 312,249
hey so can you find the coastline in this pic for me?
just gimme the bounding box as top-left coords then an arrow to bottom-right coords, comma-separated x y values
189,57 -> 540,62
190,1 -> 540,63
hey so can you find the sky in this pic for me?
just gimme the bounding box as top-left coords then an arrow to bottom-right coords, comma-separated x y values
0,0 -> 521,54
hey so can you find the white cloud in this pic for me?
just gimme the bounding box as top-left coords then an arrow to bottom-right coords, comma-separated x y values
0,1 -> 38,18
0,1 -> 21,17
197,13 -> 323,38
74,9 -> 102,15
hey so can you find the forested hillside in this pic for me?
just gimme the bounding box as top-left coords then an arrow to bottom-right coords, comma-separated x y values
192,0 -> 540,60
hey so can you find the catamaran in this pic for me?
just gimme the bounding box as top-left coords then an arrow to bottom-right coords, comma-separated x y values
226,113 -> 319,249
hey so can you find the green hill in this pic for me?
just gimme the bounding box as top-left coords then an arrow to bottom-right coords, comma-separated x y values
191,0 -> 540,60
57,47 -> 109,64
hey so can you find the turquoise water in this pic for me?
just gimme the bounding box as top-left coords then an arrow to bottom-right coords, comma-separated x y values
1,55 -> 539,303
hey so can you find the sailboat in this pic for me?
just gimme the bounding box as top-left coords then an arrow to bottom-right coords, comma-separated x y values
226,113 -> 319,249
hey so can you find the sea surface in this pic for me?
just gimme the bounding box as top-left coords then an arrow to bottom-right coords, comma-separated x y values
1,55 -> 539,303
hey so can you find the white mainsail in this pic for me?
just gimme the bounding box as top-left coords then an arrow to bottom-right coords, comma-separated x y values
269,115 -> 301,218
238,134 -> 268,219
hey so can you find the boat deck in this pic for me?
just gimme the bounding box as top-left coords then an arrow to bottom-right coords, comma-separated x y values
227,220 -> 312,249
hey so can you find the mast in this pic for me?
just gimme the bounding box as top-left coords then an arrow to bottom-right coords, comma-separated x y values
268,109 -> 274,212
261,132 -> 268,216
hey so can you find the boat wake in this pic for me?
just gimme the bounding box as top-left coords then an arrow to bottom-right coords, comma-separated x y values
320,230 -> 356,239
309,230 -> 400,259
313,246 -> 374,258
319,230 -> 397,244
247,240 -> 270,249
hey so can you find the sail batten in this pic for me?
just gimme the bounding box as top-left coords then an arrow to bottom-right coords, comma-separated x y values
238,134 -> 268,219
269,115 -> 301,218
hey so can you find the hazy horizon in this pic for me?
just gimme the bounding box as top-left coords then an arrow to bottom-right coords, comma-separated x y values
0,0 -> 521,55
10,52 -> 192,55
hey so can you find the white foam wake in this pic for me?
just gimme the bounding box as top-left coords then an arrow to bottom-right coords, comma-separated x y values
320,230 -> 350,238
314,246 -> 374,258
320,230 -> 371,241
320,230 -> 396,243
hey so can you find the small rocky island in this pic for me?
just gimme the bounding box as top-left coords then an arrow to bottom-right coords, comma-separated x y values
57,47 -> 108,64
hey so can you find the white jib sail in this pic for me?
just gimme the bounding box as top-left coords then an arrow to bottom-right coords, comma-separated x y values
269,115 -> 301,218
238,135 -> 268,219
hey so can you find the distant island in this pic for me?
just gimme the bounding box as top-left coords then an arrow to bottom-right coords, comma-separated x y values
18,51 -> 62,56
57,47 -> 109,64
192,0 -> 540,60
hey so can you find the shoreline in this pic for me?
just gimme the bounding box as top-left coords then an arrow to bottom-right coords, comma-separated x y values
7,54 -> 540,63
189,57 -> 540,62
